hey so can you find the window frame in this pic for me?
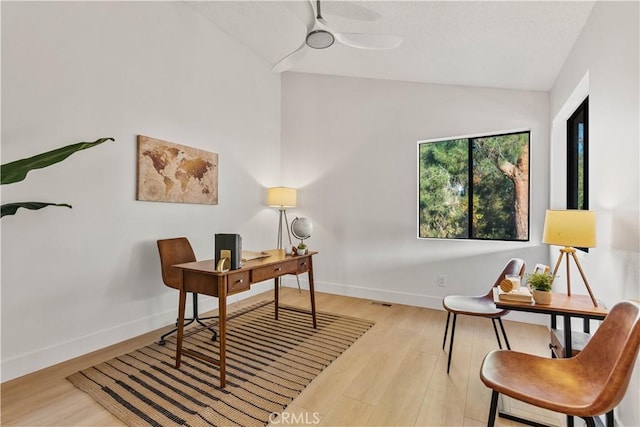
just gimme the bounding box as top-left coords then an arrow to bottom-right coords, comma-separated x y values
567,96 -> 589,211
566,96 -> 589,252
417,129 -> 530,242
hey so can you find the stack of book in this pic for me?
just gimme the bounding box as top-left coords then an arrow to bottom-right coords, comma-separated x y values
497,286 -> 533,303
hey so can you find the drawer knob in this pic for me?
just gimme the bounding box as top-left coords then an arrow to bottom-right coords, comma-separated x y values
275,267 -> 282,271
237,279 -> 244,284
301,262 -> 307,266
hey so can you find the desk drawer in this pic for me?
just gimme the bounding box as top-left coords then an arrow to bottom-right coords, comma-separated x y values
296,257 -> 311,274
549,328 -> 590,358
252,260 -> 297,282
227,271 -> 250,295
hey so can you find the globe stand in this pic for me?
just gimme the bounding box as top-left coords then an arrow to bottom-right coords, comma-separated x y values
291,217 -> 314,294
276,208 -> 302,292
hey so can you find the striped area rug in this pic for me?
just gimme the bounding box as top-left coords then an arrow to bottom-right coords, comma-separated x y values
67,300 -> 374,426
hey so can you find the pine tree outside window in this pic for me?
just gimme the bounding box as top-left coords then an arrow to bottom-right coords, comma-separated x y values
418,130 -> 530,241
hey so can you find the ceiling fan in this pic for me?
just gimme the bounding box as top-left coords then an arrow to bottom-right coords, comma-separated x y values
272,0 -> 403,73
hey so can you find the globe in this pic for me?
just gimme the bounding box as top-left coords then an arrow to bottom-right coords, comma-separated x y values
291,217 -> 313,243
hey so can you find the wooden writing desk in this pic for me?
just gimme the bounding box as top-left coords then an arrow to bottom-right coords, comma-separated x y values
494,290 -> 607,356
493,289 -> 609,427
173,249 -> 317,388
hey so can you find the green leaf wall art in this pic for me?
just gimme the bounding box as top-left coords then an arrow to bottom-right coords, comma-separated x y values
1,137 -> 114,218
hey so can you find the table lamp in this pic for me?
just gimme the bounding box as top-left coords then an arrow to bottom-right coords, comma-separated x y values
267,187 -> 297,249
542,209 -> 597,306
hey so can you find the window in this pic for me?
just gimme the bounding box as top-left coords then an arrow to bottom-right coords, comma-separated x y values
567,97 -> 589,252
418,130 -> 530,241
567,97 -> 588,210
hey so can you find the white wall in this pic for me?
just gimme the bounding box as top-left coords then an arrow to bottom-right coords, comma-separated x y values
281,73 -> 550,312
4,10 -> 637,427
1,2 -> 281,381
549,2 -> 639,426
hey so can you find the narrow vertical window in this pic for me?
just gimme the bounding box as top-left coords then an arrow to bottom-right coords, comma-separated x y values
567,97 -> 588,210
567,97 -> 589,252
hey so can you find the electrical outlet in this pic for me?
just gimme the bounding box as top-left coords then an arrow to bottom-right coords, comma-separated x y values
438,275 -> 446,287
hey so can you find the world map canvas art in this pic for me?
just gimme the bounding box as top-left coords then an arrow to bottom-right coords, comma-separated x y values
136,135 -> 218,205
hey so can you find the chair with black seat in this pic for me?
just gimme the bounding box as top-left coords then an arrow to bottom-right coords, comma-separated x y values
157,237 -> 217,345
442,258 -> 525,373
480,299 -> 640,427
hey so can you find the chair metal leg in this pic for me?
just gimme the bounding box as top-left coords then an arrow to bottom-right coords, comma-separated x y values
192,293 -> 218,340
606,410 -> 614,427
447,313 -> 457,374
159,292 -> 218,345
581,417 -> 596,427
497,318 -> 511,350
488,390 -> 499,427
159,315 -> 196,345
491,318 -> 503,349
443,311 -> 451,350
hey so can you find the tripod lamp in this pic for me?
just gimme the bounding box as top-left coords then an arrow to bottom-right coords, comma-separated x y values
542,209 -> 597,306
267,187 -> 297,249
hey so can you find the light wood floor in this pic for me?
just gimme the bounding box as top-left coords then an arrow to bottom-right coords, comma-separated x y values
1,288 -> 563,426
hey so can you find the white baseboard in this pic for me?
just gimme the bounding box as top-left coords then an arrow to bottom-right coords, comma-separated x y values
1,281 -> 274,382
281,276 -> 548,326
2,278 -> 546,382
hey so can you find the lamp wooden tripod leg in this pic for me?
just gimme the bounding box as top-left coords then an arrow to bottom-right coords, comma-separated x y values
550,247 -> 598,307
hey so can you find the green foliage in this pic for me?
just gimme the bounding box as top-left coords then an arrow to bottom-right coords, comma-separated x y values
418,139 -> 468,238
1,202 -> 72,218
1,138 -> 114,185
1,138 -> 114,218
418,132 -> 529,240
526,272 -> 553,291
578,132 -> 585,208
472,134 -> 527,239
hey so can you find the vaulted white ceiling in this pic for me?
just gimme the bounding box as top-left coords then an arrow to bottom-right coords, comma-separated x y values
187,0 -> 595,91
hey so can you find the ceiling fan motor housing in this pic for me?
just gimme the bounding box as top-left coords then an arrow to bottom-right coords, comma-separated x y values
306,30 -> 335,49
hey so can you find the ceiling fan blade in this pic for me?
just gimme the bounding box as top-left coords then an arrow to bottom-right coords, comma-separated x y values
316,16 -> 331,31
334,32 -> 403,50
272,42 -> 309,73
285,0 -> 316,32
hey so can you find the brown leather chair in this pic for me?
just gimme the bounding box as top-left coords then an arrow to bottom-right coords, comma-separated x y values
157,237 -> 217,345
481,299 -> 640,427
442,258 -> 525,373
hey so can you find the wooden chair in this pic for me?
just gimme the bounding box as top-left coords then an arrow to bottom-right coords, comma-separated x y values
157,237 -> 217,345
481,300 -> 640,427
442,258 -> 525,373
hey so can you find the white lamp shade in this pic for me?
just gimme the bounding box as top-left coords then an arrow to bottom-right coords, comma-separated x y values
267,187 -> 297,208
542,209 -> 596,248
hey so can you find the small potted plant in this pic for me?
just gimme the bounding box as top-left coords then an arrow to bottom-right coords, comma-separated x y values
526,272 -> 554,305
296,242 -> 307,255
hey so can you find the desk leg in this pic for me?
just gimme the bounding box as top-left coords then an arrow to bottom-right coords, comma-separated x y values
308,257 -> 317,329
563,315 -> 574,427
606,410 -> 614,427
563,315 -> 573,355
218,278 -> 227,388
274,277 -> 280,320
175,285 -> 187,368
